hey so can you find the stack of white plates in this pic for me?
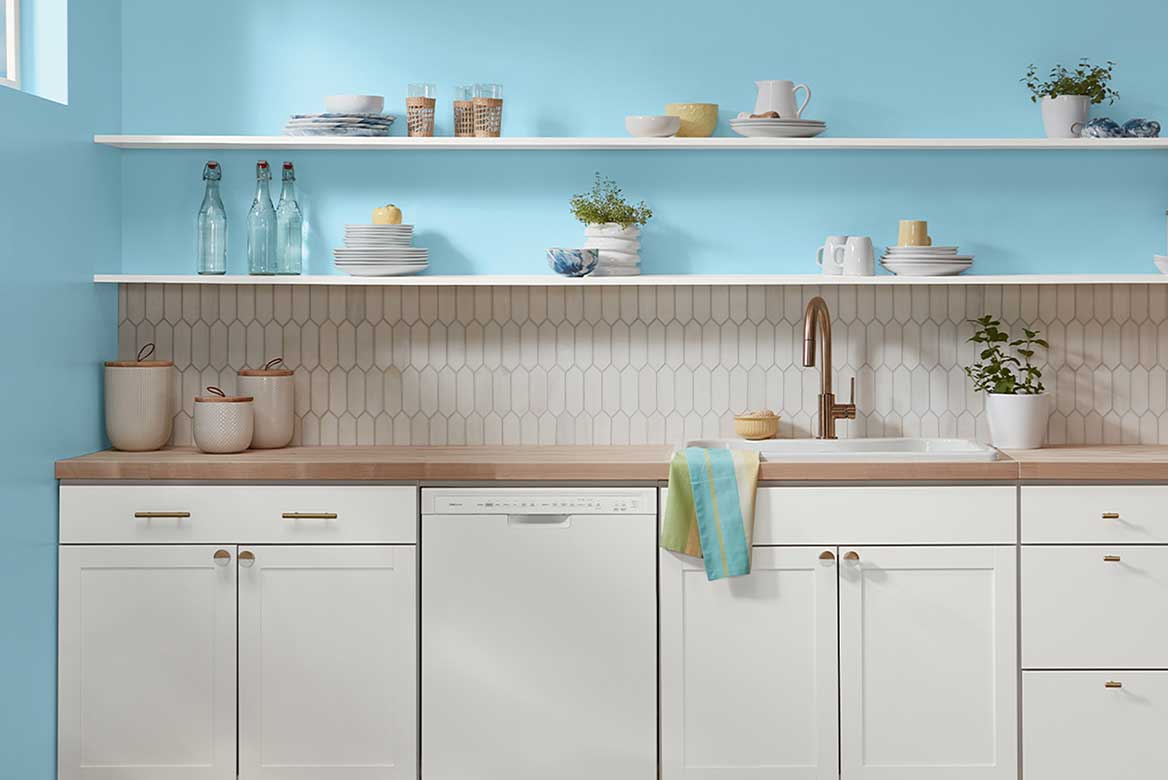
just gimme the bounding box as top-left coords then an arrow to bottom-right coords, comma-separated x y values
334,225 -> 428,276
880,246 -> 974,277
729,115 -> 826,138
284,113 -> 396,137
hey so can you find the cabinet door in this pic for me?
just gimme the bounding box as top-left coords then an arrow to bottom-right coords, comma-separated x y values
237,545 -> 417,780
839,546 -> 1017,780
58,545 -> 237,780
660,547 -> 839,779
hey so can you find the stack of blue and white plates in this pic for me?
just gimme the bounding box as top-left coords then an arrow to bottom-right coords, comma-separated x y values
333,225 -> 428,276
283,113 -> 396,137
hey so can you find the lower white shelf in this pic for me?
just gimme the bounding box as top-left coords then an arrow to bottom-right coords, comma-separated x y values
95,273 -> 1168,286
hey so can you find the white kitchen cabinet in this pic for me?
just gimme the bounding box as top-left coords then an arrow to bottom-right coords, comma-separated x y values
660,547 -> 839,780
1023,671 -> 1168,780
838,546 -> 1017,780
58,545 -> 237,780
237,545 -> 417,780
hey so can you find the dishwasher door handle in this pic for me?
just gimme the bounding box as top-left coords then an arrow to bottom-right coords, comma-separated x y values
507,514 -> 572,528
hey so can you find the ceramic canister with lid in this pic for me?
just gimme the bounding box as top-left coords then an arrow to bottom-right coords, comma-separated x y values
104,344 -> 175,451
193,387 -> 254,454
237,358 -> 295,449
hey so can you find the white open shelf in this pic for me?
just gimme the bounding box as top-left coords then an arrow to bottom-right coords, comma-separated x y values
94,274 -> 1168,287
93,135 -> 1168,151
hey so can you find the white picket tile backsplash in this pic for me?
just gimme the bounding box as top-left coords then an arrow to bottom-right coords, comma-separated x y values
118,283 -> 1168,447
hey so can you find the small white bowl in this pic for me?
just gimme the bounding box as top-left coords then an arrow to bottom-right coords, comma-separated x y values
625,115 -> 681,138
1156,255 -> 1168,274
325,94 -> 385,114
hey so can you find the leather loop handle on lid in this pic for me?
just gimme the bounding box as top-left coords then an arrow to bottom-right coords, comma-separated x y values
264,357 -> 287,371
137,343 -> 156,362
206,386 -> 226,398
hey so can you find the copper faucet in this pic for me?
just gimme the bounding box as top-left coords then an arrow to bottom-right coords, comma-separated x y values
802,296 -> 856,439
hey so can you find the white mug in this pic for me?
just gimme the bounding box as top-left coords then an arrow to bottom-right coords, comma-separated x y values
839,236 -> 875,276
754,79 -> 812,119
816,235 -> 848,275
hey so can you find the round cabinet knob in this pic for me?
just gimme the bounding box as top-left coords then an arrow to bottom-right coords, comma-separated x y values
843,551 -> 861,562
213,549 -> 231,566
238,550 -> 256,568
818,550 -> 836,561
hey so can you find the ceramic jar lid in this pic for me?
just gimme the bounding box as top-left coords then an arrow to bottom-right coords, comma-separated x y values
105,343 -> 174,368
195,386 -> 253,404
238,357 -> 294,378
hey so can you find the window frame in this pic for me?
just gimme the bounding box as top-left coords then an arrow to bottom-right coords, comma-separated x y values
1,0 -> 19,89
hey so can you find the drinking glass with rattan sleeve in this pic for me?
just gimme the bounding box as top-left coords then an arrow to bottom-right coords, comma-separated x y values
452,85 -> 475,137
407,83 -> 436,137
473,83 -> 503,137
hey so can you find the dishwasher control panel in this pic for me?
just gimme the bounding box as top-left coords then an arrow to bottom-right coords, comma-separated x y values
424,488 -> 654,515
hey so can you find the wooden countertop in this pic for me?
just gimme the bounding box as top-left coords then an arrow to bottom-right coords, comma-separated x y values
54,445 -> 1168,483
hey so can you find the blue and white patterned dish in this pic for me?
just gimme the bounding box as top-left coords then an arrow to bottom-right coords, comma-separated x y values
1123,118 -> 1161,137
1081,116 -> 1161,138
547,248 -> 599,277
283,113 -> 396,137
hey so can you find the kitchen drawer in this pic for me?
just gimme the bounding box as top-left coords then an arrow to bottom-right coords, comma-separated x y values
752,486 -> 1016,545
1024,671 -> 1168,780
60,485 -> 417,544
1022,545 -> 1168,668
1022,485 -> 1168,544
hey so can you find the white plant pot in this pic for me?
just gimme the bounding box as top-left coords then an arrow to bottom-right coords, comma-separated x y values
1040,95 -> 1090,138
985,392 -> 1051,450
584,223 -> 641,276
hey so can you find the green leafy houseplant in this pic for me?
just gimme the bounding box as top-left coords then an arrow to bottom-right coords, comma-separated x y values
569,174 -> 653,228
964,316 -> 1049,395
1021,59 -> 1119,104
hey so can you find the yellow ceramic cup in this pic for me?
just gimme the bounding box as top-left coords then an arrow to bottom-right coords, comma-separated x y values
665,103 -> 719,137
897,220 -> 932,247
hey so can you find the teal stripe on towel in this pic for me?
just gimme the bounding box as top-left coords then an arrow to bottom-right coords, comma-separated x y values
708,448 -> 750,577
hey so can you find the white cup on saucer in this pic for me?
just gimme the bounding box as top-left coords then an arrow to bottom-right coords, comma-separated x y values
816,235 -> 848,275
839,236 -> 875,276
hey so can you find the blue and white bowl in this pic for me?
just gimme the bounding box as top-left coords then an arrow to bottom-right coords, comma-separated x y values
547,248 -> 599,277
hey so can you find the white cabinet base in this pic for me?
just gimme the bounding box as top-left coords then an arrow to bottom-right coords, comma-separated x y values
660,547 -> 839,779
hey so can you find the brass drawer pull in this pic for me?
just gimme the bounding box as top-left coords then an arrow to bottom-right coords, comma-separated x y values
1102,512 -> 1120,519
1105,681 -> 1123,689
282,512 -> 338,520
135,511 -> 191,519
1104,555 -> 1122,562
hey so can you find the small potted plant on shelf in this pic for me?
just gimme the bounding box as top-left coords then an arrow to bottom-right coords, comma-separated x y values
1022,59 -> 1119,138
964,316 -> 1051,449
570,173 -> 653,277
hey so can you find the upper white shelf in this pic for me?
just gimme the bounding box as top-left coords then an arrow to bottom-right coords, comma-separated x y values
94,274 -> 1168,287
93,135 -> 1168,151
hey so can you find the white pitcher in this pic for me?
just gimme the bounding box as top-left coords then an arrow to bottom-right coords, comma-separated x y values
754,80 -> 811,119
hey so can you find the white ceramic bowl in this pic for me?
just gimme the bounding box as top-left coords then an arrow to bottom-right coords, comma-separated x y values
104,361 -> 175,451
325,94 -> 385,114
625,115 -> 681,138
193,393 -> 254,454
237,369 -> 295,449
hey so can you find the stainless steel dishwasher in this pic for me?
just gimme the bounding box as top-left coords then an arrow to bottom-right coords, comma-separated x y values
421,487 -> 657,780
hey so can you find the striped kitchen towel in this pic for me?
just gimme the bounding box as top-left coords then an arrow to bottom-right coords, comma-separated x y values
661,447 -> 761,580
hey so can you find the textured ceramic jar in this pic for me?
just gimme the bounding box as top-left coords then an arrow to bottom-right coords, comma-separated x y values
237,365 -> 295,449
193,388 -> 254,454
104,358 -> 175,451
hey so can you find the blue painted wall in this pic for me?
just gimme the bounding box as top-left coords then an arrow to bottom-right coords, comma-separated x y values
0,2 -> 120,776
115,0 -> 1168,276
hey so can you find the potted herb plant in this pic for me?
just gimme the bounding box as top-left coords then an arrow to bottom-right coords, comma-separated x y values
1022,59 -> 1119,138
570,174 -> 652,276
964,316 -> 1051,449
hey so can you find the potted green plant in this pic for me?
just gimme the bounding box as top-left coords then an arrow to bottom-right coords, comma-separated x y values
570,174 -> 652,277
964,316 -> 1051,449
1022,59 -> 1119,138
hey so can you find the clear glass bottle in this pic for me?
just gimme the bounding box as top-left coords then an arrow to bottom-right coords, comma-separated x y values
276,162 -> 303,275
196,161 -> 227,275
247,160 -> 278,275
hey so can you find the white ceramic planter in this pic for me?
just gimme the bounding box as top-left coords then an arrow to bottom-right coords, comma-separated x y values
1040,95 -> 1090,138
237,366 -> 295,449
104,360 -> 175,451
584,223 -> 641,277
985,392 -> 1052,449
193,389 -> 254,454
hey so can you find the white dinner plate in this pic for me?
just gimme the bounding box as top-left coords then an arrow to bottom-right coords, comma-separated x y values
337,264 -> 429,277
880,254 -> 973,262
344,239 -> 413,247
730,119 -> 826,126
885,246 -> 959,254
730,125 -> 827,138
881,260 -> 972,277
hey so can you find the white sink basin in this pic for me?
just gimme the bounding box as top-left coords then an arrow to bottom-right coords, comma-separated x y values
686,438 -> 998,462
